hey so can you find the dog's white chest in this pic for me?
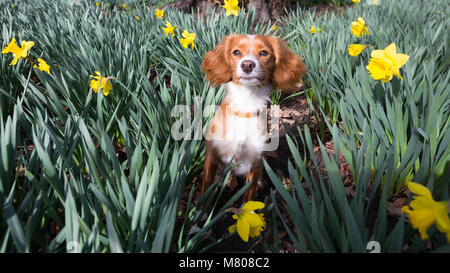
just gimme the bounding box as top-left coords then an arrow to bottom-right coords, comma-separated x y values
225,115 -> 266,150
210,83 -> 271,175
211,117 -> 266,175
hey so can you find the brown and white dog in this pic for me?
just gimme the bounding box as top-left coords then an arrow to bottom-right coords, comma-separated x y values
200,34 -> 306,202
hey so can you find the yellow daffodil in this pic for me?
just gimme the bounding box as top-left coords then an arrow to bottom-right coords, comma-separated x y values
348,44 -> 366,57
155,9 -> 164,20
310,26 -> 321,34
163,21 -> 175,37
401,182 -> 450,240
351,17 -> 370,37
179,30 -> 196,49
222,0 -> 240,17
366,43 -> 409,83
90,71 -> 113,96
352,0 -> 360,3
121,4 -> 126,9
373,0 -> 377,4
33,58 -> 50,74
95,2 -> 101,6
272,25 -> 278,31
135,15 -> 140,21
2,38 -> 35,65
228,201 -> 266,242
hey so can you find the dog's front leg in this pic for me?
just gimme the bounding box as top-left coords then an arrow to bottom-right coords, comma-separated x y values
243,160 -> 263,202
201,141 -> 218,197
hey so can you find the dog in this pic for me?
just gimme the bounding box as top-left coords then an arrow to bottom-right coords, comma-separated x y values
200,34 -> 306,202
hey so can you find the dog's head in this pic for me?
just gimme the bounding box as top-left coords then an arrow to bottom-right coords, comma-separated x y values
201,34 -> 306,91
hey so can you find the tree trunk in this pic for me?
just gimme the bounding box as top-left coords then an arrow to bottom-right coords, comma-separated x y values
166,0 -> 291,22
167,0 -> 197,11
167,0 -> 218,16
247,0 -> 271,21
268,0 -> 289,19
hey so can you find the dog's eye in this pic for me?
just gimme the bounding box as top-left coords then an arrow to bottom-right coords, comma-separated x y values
260,50 -> 268,56
233,50 -> 241,56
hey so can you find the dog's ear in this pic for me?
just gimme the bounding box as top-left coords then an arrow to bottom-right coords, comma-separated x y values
201,36 -> 234,86
269,37 -> 307,91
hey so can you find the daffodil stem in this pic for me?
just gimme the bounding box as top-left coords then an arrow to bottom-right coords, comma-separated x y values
249,238 -> 261,250
19,65 -> 33,104
198,232 -> 235,253
26,56 -> 34,65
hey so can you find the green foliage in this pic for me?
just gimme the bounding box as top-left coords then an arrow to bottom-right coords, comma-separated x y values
264,0 -> 449,252
280,0 -> 450,194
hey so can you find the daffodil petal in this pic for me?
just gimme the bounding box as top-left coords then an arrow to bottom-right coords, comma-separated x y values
236,218 -> 250,242
103,80 -> 112,96
348,44 -> 365,56
351,23 -> 363,37
9,56 -> 20,66
19,41 -> 34,57
35,58 -> 51,74
403,206 -> 435,240
407,182 -> 433,200
242,201 -> 265,213
384,43 -> 397,57
244,213 -> 265,227
392,68 -> 403,80
228,224 -> 237,233
2,38 -> 20,54
434,202 -> 450,237
370,49 -> 385,59
393,53 -> 410,67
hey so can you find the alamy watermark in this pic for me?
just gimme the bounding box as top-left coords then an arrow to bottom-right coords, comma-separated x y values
67,241 -> 81,253
366,241 -> 381,253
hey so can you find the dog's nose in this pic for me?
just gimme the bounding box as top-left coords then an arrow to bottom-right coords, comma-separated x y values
241,60 -> 256,73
